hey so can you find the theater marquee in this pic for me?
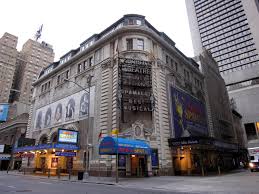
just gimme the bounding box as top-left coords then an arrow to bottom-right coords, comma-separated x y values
119,58 -> 153,112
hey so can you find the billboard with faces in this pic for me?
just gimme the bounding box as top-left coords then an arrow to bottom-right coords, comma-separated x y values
34,86 -> 95,130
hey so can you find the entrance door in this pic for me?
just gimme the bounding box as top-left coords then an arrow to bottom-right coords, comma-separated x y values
66,157 -> 73,173
130,155 -> 147,177
139,157 -> 146,177
40,157 -> 46,172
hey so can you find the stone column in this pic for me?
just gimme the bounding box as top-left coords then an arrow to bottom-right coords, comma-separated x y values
126,155 -> 131,176
147,155 -> 153,176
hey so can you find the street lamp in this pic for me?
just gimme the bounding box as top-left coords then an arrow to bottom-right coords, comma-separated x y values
64,75 -> 93,175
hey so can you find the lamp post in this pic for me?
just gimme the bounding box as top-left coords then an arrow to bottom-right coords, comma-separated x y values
64,75 -> 93,175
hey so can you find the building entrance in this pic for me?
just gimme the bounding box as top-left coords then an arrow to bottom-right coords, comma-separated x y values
131,155 -> 147,177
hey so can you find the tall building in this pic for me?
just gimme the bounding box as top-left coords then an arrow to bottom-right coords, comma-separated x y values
186,0 -> 259,149
0,33 -> 18,103
15,14 -> 240,176
11,40 -> 54,104
0,32 -> 54,170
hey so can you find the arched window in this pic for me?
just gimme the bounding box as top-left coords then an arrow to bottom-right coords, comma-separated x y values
39,135 -> 48,144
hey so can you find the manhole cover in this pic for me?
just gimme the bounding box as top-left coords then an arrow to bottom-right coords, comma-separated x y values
16,190 -> 32,192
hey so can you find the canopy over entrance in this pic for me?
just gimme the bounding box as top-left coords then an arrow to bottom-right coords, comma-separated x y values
99,136 -> 151,155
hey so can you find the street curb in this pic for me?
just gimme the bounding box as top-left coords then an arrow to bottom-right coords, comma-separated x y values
4,173 -> 117,186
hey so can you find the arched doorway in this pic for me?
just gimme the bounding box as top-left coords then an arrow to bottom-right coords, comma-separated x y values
38,135 -> 48,144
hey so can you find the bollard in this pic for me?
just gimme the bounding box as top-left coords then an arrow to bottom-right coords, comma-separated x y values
58,167 -> 61,179
218,166 -> 221,175
48,169 -> 50,178
201,166 -> 205,176
68,169 -> 71,180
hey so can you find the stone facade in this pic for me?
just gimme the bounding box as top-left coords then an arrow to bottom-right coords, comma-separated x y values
195,50 -> 237,143
26,14 -> 205,176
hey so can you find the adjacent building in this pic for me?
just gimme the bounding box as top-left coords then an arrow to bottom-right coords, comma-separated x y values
0,33 -> 18,104
185,0 -> 259,151
0,32 -> 54,170
10,39 -> 54,105
14,14 -> 242,176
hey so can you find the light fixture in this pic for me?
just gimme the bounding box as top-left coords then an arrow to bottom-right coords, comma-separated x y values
44,149 -> 47,153
249,162 -> 254,168
62,149 -> 64,152
53,149 -> 55,152
131,155 -> 136,158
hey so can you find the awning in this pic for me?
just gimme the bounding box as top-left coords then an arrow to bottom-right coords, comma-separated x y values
14,143 -> 79,153
99,136 -> 151,155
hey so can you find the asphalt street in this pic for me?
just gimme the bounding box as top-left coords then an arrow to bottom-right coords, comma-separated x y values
1,170 -> 259,194
0,173 -> 191,194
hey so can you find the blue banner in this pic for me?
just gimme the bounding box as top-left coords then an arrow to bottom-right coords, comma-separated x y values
0,104 -> 9,121
55,152 -> 76,157
151,149 -> 159,167
171,87 -> 208,138
14,143 -> 79,153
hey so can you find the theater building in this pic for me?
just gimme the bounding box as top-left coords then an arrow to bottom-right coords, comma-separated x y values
16,14 -> 237,176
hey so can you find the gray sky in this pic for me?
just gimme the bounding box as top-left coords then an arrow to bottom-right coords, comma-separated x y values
0,0 -> 194,61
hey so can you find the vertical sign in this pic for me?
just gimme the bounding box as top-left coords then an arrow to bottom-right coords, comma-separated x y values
0,104 -> 9,121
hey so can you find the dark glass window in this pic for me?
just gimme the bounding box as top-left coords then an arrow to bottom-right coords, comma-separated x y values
126,39 -> 133,50
245,123 -> 257,140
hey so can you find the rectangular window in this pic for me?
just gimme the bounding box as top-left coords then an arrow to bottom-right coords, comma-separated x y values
126,39 -> 133,50
65,70 -> 69,79
245,123 -> 257,140
175,62 -> 178,72
95,49 -> 101,62
184,69 -> 190,81
78,63 -> 83,73
137,39 -> 144,50
57,75 -> 60,85
166,55 -> 169,64
136,19 -> 142,25
89,57 -> 93,66
128,19 -> 134,25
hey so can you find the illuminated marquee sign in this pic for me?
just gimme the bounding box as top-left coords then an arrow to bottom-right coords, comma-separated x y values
119,58 -> 153,112
58,129 -> 78,144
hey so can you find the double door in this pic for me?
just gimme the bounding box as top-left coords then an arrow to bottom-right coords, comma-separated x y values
131,155 -> 147,177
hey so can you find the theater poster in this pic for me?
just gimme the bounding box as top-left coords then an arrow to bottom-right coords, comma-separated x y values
34,86 -> 95,130
171,86 -> 208,138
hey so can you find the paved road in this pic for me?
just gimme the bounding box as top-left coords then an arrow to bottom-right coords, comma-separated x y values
1,170 -> 259,193
0,173 -> 191,194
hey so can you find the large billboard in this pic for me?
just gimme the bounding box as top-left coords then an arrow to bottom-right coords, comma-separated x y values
34,87 -> 95,130
0,104 -> 9,122
171,86 -> 208,138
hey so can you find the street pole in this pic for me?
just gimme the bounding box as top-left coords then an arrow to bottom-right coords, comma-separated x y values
64,75 -> 93,176
116,131 -> 119,183
86,75 -> 93,175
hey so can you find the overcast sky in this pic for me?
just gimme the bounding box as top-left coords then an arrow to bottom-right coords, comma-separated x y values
0,0 -> 194,61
